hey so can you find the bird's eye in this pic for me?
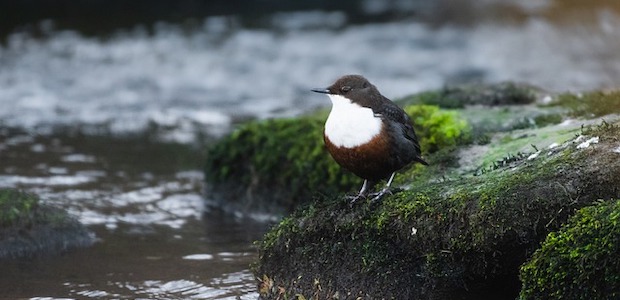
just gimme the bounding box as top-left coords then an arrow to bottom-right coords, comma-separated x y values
341,85 -> 351,93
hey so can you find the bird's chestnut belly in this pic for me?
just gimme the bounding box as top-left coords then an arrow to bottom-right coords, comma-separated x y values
324,131 -> 397,181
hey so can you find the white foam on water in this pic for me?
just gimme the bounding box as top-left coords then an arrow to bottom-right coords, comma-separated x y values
61,154 -> 96,163
2,15 -> 620,141
183,254 -> 214,260
0,175 -> 94,187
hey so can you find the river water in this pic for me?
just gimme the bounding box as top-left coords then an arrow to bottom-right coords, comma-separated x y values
0,128 -> 269,299
1,1 -> 620,299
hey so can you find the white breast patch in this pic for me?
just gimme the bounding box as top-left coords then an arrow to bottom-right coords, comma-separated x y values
324,94 -> 382,148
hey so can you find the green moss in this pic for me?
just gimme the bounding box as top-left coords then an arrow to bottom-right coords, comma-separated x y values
533,113 -> 563,127
205,114 -> 360,205
0,188 -> 93,259
405,105 -> 471,153
519,199 -> 620,300
548,90 -> 620,117
0,189 -> 39,228
0,188 -> 79,230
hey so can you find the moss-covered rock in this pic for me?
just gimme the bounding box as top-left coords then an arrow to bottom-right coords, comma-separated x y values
204,106 -> 470,218
204,114 -> 357,217
399,82 -> 540,109
0,188 -> 39,228
0,188 -> 93,259
254,121 -> 620,299
546,90 -> 620,118
519,199 -> 620,300
201,84 -> 620,298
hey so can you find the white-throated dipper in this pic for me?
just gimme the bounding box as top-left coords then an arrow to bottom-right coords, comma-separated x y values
312,75 -> 428,202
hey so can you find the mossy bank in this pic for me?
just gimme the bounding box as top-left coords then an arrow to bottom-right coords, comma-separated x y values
203,83 -> 620,298
254,120 -> 620,299
0,188 -> 94,259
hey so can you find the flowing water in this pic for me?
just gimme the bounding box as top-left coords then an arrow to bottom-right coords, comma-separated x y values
0,128 -> 270,299
1,1 -> 620,299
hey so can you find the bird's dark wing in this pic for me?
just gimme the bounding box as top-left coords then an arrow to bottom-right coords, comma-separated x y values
374,98 -> 428,165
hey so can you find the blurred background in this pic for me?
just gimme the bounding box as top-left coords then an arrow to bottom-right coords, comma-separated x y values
0,0 -> 619,299
1,0 -> 620,140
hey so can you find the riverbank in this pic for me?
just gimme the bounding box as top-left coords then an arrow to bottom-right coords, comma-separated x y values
204,84 -> 620,299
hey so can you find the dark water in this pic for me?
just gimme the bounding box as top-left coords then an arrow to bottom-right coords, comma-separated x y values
0,219 -> 267,299
0,129 -> 269,299
1,1 -> 620,298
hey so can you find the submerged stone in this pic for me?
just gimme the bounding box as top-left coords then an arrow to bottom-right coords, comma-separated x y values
0,189 -> 94,259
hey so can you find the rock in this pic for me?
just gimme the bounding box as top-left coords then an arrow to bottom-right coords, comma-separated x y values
398,82 -> 541,109
204,114 -> 358,219
202,83 -> 620,298
254,120 -> 620,299
0,189 -> 94,260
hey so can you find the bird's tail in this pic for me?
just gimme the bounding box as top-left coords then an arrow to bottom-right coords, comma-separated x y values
416,156 -> 429,166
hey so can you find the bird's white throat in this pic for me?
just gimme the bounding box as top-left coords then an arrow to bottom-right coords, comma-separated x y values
324,94 -> 382,148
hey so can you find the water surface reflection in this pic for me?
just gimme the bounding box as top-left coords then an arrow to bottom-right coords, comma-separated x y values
2,217 -> 267,299
0,129 -> 270,299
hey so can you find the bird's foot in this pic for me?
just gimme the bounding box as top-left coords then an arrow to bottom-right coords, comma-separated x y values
345,187 -> 403,206
345,193 -> 366,207
368,187 -> 402,204
368,189 -> 391,203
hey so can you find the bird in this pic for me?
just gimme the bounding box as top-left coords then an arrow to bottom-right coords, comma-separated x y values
312,75 -> 428,203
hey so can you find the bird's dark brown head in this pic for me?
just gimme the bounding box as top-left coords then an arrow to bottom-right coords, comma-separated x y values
311,75 -> 378,100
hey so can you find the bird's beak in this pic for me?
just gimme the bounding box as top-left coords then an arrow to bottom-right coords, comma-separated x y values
311,88 -> 330,94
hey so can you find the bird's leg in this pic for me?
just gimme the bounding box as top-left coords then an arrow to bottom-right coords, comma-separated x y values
358,179 -> 371,196
346,179 -> 370,205
370,172 -> 396,203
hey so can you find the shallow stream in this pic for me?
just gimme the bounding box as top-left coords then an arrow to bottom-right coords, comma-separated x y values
0,129 -> 269,299
1,1 -> 620,298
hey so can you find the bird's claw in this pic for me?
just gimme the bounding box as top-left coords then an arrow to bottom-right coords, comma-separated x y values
345,194 -> 366,207
345,187 -> 401,207
369,188 -> 392,203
